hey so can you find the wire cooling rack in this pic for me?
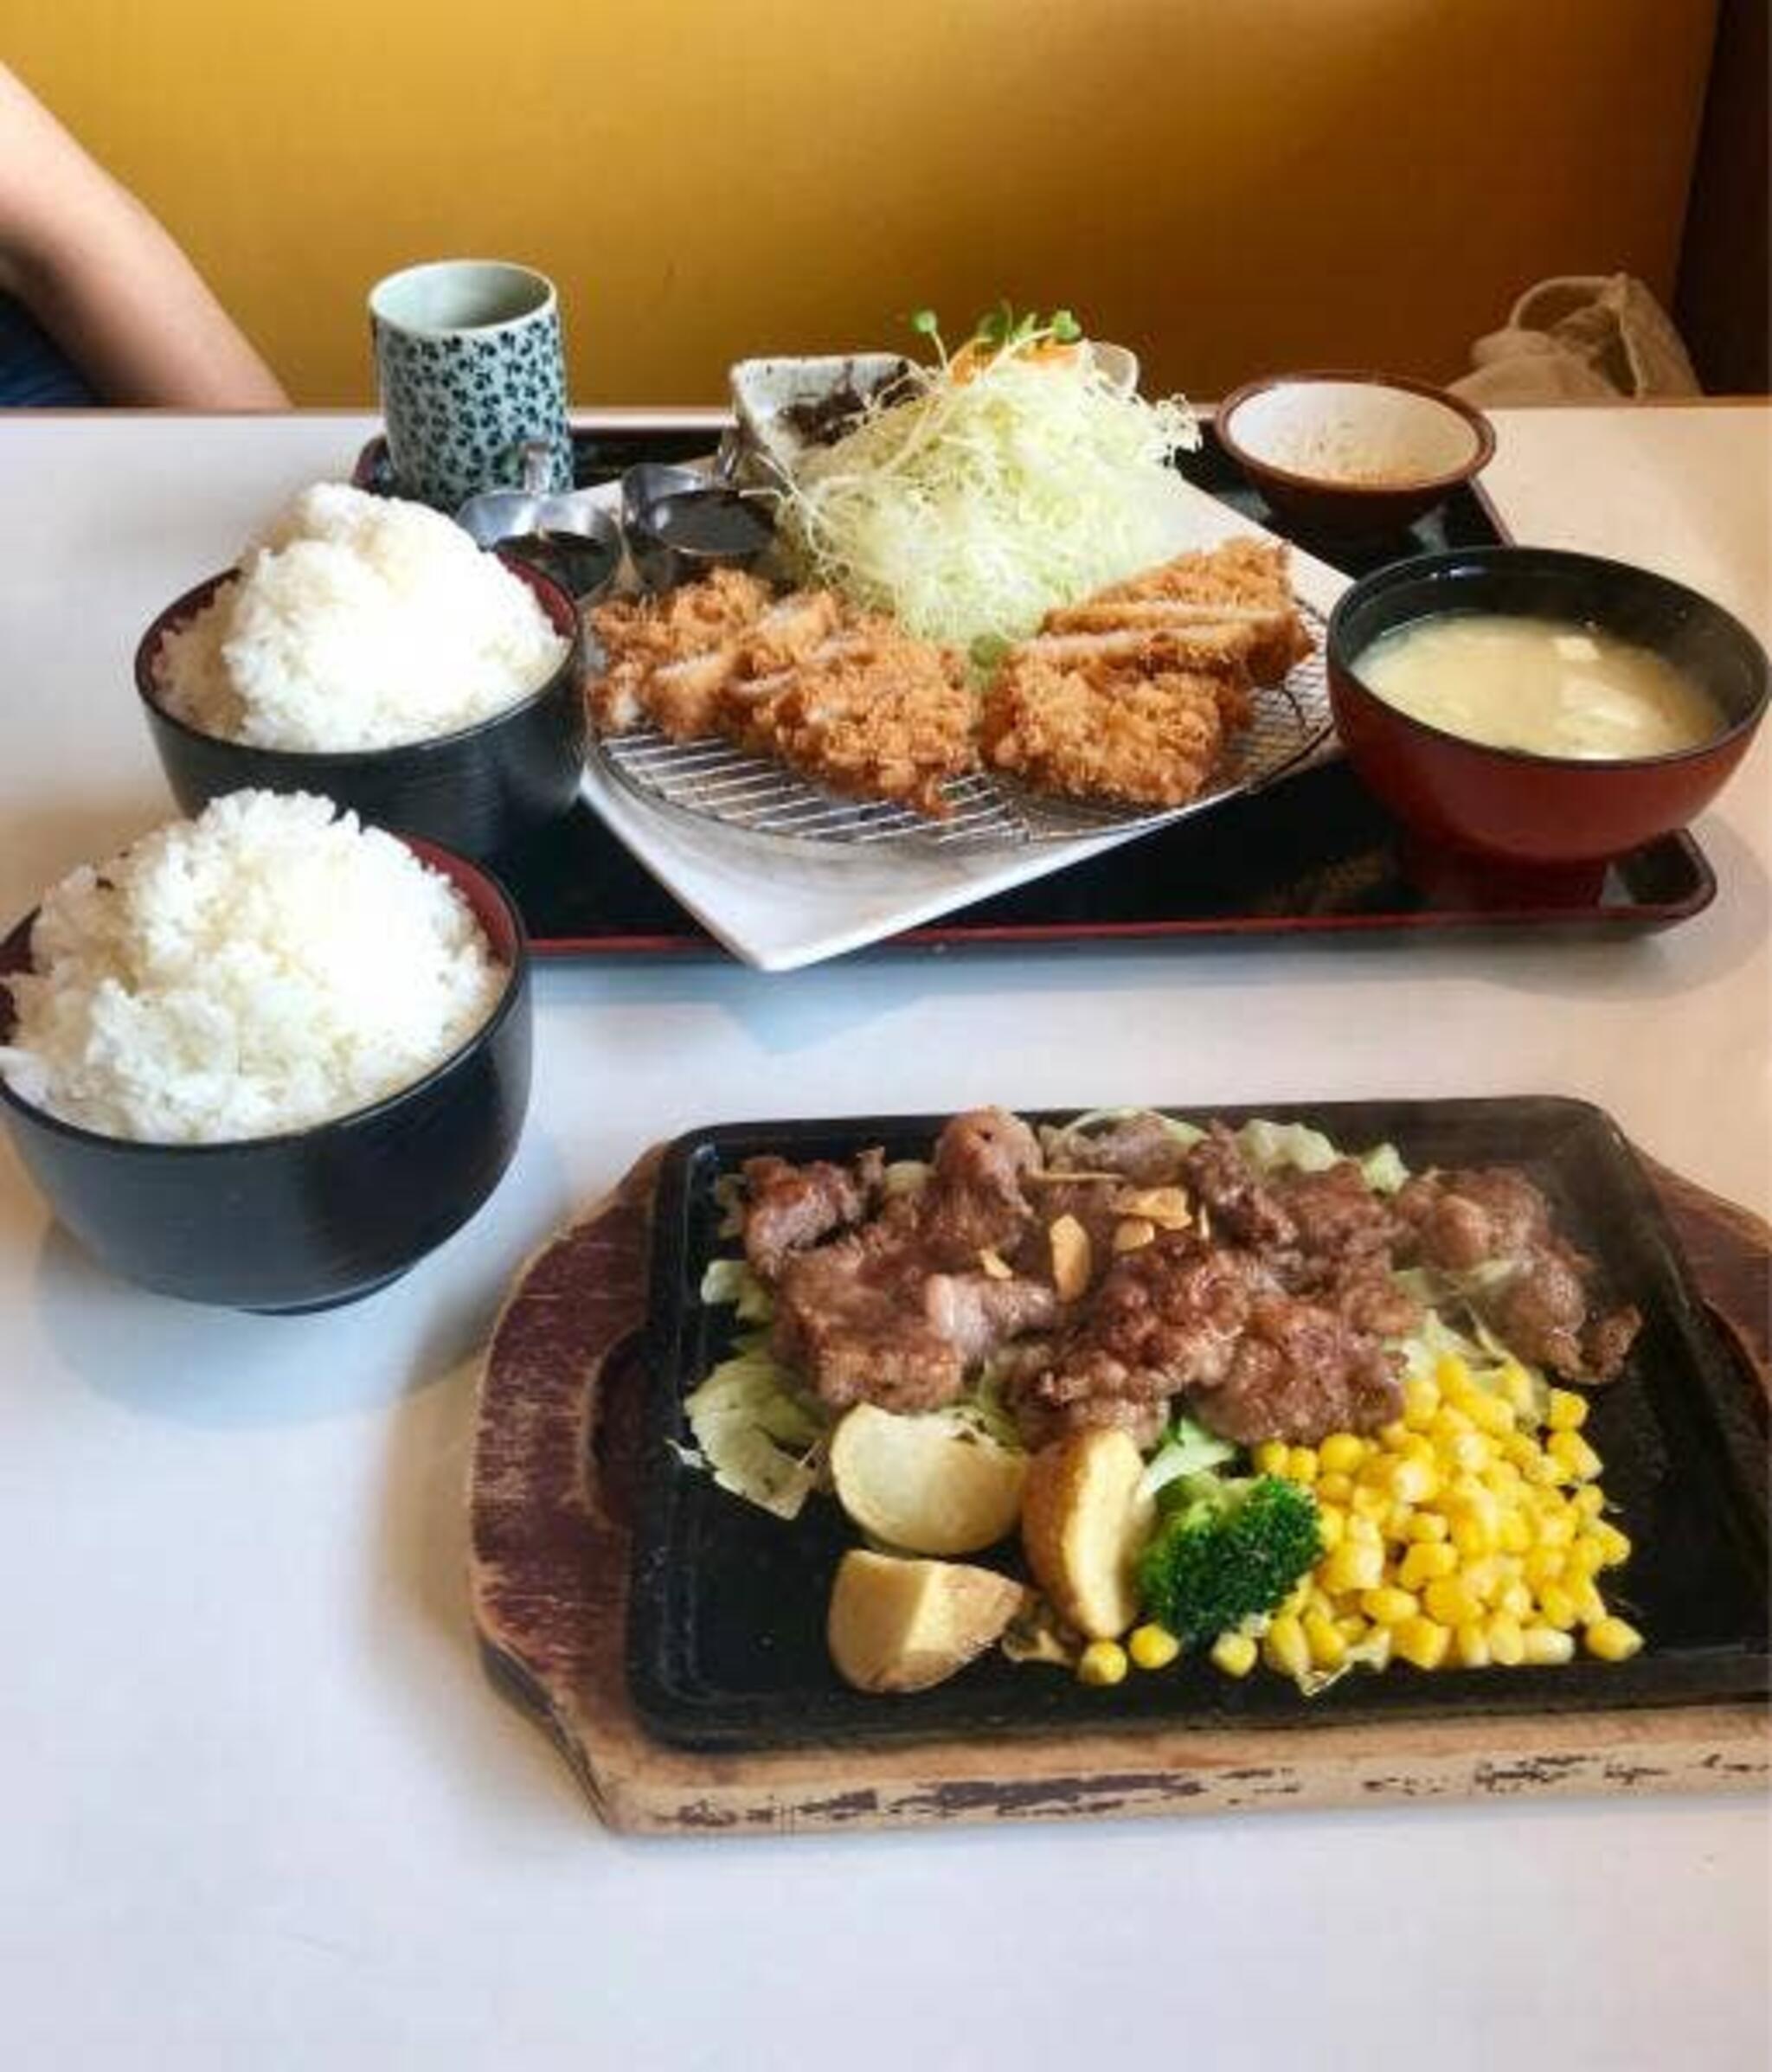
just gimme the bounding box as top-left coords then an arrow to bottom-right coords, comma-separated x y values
593,611 -> 1330,850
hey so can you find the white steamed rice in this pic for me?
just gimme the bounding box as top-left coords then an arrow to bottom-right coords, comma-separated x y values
0,791 -> 506,1144
153,482 -> 568,752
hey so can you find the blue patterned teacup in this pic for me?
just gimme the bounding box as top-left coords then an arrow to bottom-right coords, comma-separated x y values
369,260 -> 572,510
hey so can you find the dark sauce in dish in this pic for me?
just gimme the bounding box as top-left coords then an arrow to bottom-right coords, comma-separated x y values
652,491 -> 774,559
501,529 -> 621,600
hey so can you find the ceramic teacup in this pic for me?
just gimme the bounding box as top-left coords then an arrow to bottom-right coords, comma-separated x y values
369,260 -> 572,510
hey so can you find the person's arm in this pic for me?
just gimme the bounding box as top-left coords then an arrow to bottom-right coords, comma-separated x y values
0,65 -> 287,407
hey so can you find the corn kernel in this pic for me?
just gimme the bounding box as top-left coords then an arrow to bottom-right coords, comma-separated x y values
1434,1353 -> 1472,1395
1316,1472 -> 1354,1506
1451,1511 -> 1499,1558
1077,1639 -> 1128,1687
1487,1612 -> 1526,1666
1361,1585 -> 1420,1627
1210,1630 -> 1257,1677
1356,1624 -> 1394,1671
1570,1581 -> 1607,1625
1536,1582 -> 1580,1632
1316,1504 -> 1346,1551
1285,1445 -> 1319,1484
1592,1521 -> 1632,1568
1322,1541 -> 1383,1597
1524,1546 -> 1567,1590
1534,1508 -> 1576,1549
1263,1613 -> 1311,1681
1346,1511 -> 1384,1549
1546,1388 -> 1589,1432
1351,1485 -> 1390,1521
1496,1363 -> 1538,1416
1384,1503 -> 1419,1542
1454,1620 -> 1492,1669
1399,1540 -> 1460,1589
1585,1616 -> 1644,1663
1522,1625 -> 1576,1665
1409,1511 -> 1450,1544
1394,1615 -> 1451,1670
1498,1581 -> 1534,1621
1127,1623 -> 1181,1671
1570,1485 -> 1606,1520
1389,1454 -> 1441,1506
1461,1554 -> 1504,1602
1335,1613 -> 1371,1644
1447,1431 -> 1493,1474
1402,1376 -> 1440,1427
1253,1440 -> 1289,1477
1429,1405 -> 1473,1447
1502,1430 -> 1541,1469
1423,1575 -> 1486,1628
1377,1421 -> 1411,1452
1468,1390 -> 1516,1436
1497,1510 -> 1532,1555
1319,1432 -> 1365,1476
1548,1428 -> 1603,1482
1304,1610 -> 1346,1671
1565,1536 -> 1607,1581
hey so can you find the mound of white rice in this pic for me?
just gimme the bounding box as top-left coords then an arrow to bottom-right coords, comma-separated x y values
0,791 -> 506,1144
153,483 -> 568,752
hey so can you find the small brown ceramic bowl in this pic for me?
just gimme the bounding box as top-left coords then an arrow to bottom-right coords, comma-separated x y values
135,555 -> 585,862
1217,371 -> 1495,539
1326,547 -> 1769,869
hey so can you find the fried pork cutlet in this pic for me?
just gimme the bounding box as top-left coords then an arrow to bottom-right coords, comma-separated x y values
747,624 -> 977,818
981,659 -> 1242,809
587,566 -> 773,734
1049,536 -> 1313,685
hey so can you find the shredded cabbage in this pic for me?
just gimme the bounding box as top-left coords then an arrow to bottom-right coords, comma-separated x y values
698,1256 -> 774,1324
1236,1119 -> 1409,1194
772,346 -> 1201,652
683,1335 -> 829,1520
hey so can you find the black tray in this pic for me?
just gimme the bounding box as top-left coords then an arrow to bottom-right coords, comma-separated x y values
626,1098 -> 1769,1753
358,420 -> 1716,954
495,761 -> 1713,957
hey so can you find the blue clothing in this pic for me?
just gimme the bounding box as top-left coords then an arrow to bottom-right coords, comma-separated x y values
0,293 -> 96,404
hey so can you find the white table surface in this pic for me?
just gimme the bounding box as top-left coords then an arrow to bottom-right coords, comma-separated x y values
1,405 -> 1767,2071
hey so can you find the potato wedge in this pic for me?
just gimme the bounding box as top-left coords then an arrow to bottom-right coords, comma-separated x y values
829,1402 -> 1027,1556
1020,1427 -> 1154,1639
827,1549 -> 1024,1693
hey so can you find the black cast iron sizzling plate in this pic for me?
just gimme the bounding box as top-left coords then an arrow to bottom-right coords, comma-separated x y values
626,1097 -> 1769,1753
356,421 -> 1716,954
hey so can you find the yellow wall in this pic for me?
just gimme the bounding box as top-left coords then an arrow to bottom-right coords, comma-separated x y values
8,0 -> 1717,406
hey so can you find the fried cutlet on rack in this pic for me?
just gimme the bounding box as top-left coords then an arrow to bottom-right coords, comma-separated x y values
742,621 -> 976,819
1046,536 -> 1313,686
981,660 -> 1249,809
979,538 -> 1308,808
587,575 -> 976,817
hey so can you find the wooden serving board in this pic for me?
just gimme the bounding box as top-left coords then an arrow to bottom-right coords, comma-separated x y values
466,1147 -> 1769,1836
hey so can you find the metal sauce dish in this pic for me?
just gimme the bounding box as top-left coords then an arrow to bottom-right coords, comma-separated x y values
620,461 -> 775,592
458,439 -> 623,602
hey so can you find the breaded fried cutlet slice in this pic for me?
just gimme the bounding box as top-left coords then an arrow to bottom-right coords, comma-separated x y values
1056,537 -> 1313,684
749,632 -> 978,818
1020,619 -> 1268,678
587,568 -> 774,732
981,658 -> 1236,808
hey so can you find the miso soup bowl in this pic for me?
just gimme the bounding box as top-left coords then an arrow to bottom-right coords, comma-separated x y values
1326,547 -> 1769,868
0,842 -> 531,1312
135,555 -> 585,862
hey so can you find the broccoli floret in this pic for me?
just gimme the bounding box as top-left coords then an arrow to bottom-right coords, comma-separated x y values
1137,1472 -> 1322,1644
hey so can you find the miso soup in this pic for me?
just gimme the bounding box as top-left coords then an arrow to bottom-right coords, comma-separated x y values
1357,614 -> 1724,759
